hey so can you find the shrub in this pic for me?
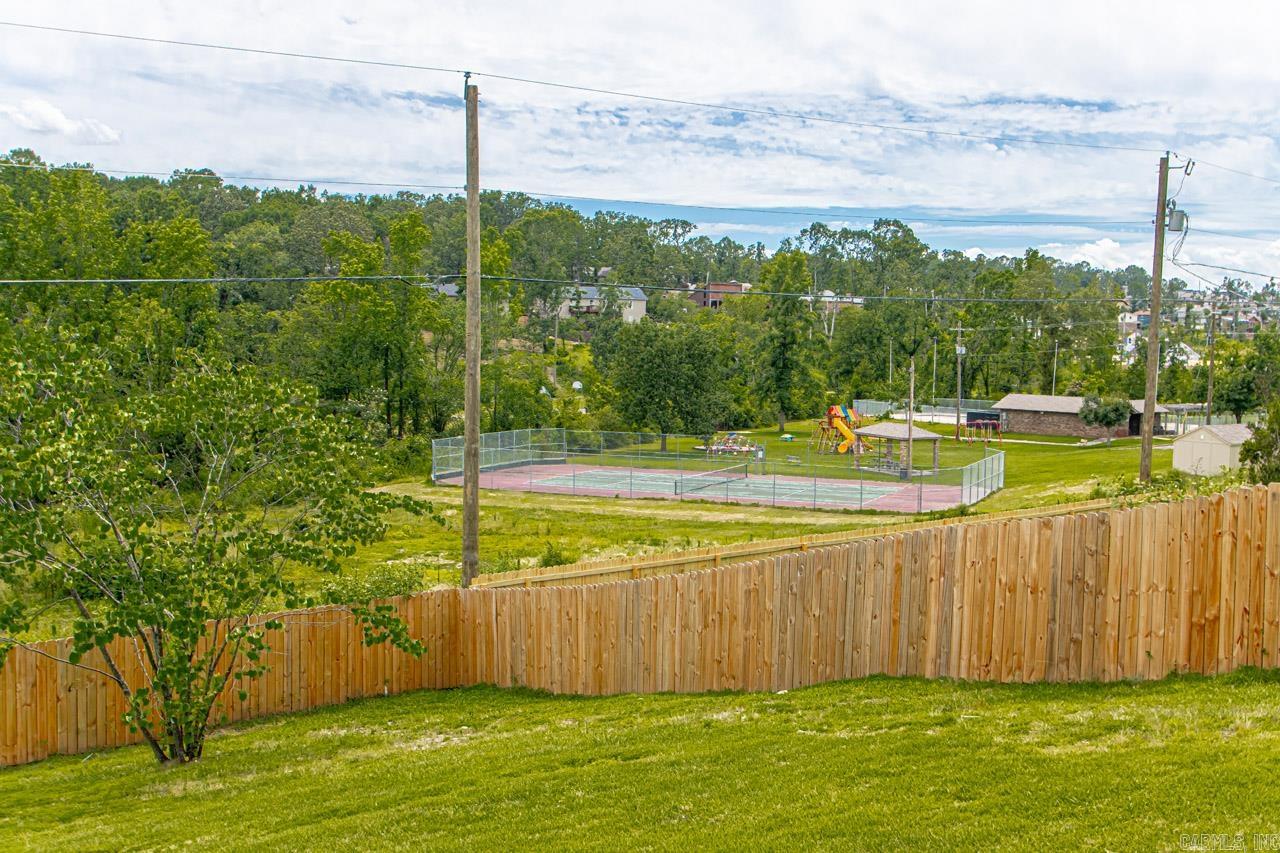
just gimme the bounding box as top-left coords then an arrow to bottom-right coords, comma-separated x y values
538,541 -> 577,567
488,551 -> 524,574
320,562 -> 425,603
1090,469 -> 1247,503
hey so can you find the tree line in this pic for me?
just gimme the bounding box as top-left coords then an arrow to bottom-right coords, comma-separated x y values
3,148 -> 1275,458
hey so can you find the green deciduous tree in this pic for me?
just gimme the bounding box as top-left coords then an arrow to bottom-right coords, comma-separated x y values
608,321 -> 727,449
759,250 -> 819,431
1242,398 -> 1280,484
0,334 -> 429,764
1079,395 -> 1132,443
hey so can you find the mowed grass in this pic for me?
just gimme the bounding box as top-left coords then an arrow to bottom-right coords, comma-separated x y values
362,483 -> 913,580
5,671 -> 1280,850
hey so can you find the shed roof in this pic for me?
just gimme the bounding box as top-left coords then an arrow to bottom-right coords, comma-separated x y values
853,421 -> 943,441
993,393 -> 1169,415
1174,423 -> 1254,446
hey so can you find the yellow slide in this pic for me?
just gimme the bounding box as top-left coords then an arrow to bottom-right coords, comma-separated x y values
833,409 -> 859,453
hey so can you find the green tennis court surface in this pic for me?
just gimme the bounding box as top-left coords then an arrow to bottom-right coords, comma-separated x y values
534,466 -> 903,508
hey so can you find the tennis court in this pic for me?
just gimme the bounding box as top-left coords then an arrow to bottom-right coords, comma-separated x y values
442,461 -> 965,512
432,428 -> 1002,512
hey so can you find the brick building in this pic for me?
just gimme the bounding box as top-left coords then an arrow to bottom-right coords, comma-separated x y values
689,281 -> 748,309
992,393 -> 1169,439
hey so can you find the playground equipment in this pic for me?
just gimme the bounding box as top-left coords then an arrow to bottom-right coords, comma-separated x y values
696,432 -> 764,458
961,421 -> 1003,446
814,405 -> 876,455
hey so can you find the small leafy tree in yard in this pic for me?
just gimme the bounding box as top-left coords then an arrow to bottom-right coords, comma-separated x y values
1079,395 -> 1132,443
0,333 -> 430,764
1219,369 -> 1260,424
1242,398 -> 1280,484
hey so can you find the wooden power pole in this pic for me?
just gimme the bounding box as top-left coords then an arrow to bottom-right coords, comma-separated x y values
905,358 -> 915,471
1205,308 -> 1217,423
952,325 -> 967,439
1139,153 -> 1170,483
461,79 -> 481,586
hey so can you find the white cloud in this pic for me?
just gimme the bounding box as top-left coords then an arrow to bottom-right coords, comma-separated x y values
1039,238 -> 1146,269
0,98 -> 120,144
0,0 -> 1277,265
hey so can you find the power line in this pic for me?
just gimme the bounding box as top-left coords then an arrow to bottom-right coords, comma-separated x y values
0,272 -> 1127,303
0,20 -> 1162,154
1190,226 -> 1277,244
0,274 -> 447,286
0,161 -> 1148,229
1177,260 -> 1279,280
0,20 -> 466,77
11,20 -> 1280,206
475,274 -> 1132,303
1196,159 -> 1280,187
11,272 -> 1276,310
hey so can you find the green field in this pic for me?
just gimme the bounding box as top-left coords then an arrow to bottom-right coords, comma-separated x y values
5,671 -> 1278,849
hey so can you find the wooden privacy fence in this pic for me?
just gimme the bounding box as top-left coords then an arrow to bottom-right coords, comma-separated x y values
473,496 -> 1117,588
1,597 -> 462,768
3,487 -> 1277,767
459,485 -> 1280,691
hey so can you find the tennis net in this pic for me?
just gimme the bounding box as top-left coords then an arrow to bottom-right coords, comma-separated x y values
674,463 -> 749,495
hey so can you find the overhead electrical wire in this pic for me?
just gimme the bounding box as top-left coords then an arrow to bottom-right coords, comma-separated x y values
5,22 -> 1280,208
6,22 -> 1279,232
1190,226 -> 1277,244
0,272 -> 1128,303
1176,260 -> 1279,280
0,20 -> 1163,154
1195,159 -> 1280,187
8,272 -> 1279,311
0,274 -> 450,286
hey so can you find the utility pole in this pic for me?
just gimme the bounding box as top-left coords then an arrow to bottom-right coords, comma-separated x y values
1139,153 -> 1170,483
1205,307 -> 1217,423
1051,339 -> 1059,396
931,336 -> 938,404
952,325 -> 967,439
461,78 -> 481,587
906,358 -> 915,472
888,340 -> 894,383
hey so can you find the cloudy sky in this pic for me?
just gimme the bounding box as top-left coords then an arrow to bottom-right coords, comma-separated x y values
2,1 -> 1279,283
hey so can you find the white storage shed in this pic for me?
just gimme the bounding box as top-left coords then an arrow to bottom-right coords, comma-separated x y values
1171,424 -> 1253,475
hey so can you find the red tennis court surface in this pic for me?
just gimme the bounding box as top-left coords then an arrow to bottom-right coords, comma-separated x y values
435,462 -> 965,512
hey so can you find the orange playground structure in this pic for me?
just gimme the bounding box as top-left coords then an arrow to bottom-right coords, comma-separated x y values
813,405 -> 876,455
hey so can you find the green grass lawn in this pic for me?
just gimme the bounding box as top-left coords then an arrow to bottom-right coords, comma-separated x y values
5,671 -> 1279,850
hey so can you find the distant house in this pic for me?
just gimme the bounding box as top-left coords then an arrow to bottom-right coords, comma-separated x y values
558,285 -> 647,323
992,393 -> 1169,439
803,290 -> 863,312
1172,424 -> 1253,475
689,281 -> 748,309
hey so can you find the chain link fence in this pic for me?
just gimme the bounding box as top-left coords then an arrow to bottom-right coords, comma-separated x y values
433,429 -> 1004,513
